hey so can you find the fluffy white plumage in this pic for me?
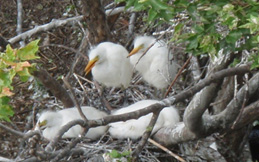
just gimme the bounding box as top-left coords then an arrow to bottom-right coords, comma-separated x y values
35,106 -> 108,141
85,42 -> 133,88
128,36 -> 178,89
108,100 -> 180,140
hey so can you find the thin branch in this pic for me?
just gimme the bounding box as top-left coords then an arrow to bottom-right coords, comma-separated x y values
16,0 -> 25,47
132,110 -> 161,160
148,138 -> 186,162
128,12 -> 136,38
0,123 -> 41,139
0,123 -> 24,137
40,44 -> 88,60
9,16 -> 83,44
45,119 -> 85,152
164,55 -> 192,97
231,75 -> 249,129
62,77 -> 88,121
32,68 -> 74,108
50,137 -> 83,162
62,77 -> 89,137
163,64 -> 250,106
233,100 -> 259,129
190,56 -> 202,82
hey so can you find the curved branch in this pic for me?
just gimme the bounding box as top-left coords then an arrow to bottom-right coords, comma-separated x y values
234,100 -> 259,129
162,64 -> 250,106
206,72 -> 259,132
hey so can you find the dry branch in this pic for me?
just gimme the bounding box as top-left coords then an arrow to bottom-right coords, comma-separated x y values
32,68 -> 74,108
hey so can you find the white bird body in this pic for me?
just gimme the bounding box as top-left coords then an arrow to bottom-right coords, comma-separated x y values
129,36 -> 178,89
85,42 -> 133,88
108,100 -> 180,140
36,106 -> 108,141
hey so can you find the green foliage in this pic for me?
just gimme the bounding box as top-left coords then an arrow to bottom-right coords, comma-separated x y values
0,40 -> 40,122
115,0 -> 175,23
117,0 -> 259,68
107,149 -> 132,161
250,53 -> 259,70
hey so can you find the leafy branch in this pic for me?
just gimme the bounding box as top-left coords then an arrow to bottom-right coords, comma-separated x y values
0,40 -> 40,121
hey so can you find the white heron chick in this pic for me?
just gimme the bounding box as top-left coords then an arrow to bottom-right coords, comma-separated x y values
85,42 -> 133,88
128,36 -> 178,90
35,106 -> 108,141
108,100 -> 180,140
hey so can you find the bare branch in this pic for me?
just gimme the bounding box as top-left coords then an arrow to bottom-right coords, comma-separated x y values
162,64 -> 250,106
165,55 -> 192,97
148,139 -> 186,162
50,137 -> 82,162
32,68 -> 74,108
0,123 -> 24,137
132,110 -> 161,160
190,56 -> 202,82
128,12 -> 136,38
16,0 -> 25,47
234,100 -> 259,129
0,123 -> 41,139
9,16 -> 83,44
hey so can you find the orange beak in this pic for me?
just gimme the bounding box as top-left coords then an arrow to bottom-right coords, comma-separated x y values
84,56 -> 99,74
127,44 -> 144,58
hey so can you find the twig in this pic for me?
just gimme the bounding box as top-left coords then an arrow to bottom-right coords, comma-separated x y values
130,41 -> 156,70
9,16 -> 84,44
0,123 -> 24,137
62,77 -> 88,121
50,137 -> 82,162
105,6 -> 126,16
16,0 -> 25,47
190,56 -> 202,82
231,74 -> 249,129
132,110 -> 161,161
94,80 -> 113,111
74,73 -> 94,85
45,119 -> 85,152
128,12 -> 136,38
148,138 -> 186,162
164,55 -> 192,98
62,77 -> 89,136
0,123 -> 41,139
40,44 -> 88,60
73,73 -> 87,93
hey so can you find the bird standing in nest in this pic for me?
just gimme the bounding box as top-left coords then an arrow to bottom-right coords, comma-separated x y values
85,42 -> 133,89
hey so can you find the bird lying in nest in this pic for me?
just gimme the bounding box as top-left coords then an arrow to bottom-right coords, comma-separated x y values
108,100 -> 180,140
35,106 -> 108,141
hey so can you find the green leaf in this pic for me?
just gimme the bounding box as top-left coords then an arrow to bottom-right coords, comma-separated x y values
0,97 -> 14,122
225,30 -> 242,43
17,39 -> 40,61
17,67 -> 32,82
149,0 -> 169,10
187,35 -> 199,50
194,25 -> 204,33
0,69 -> 15,89
249,53 -> 259,70
147,8 -> 158,22
109,150 -> 122,158
4,45 -> 16,61
171,23 -> 184,41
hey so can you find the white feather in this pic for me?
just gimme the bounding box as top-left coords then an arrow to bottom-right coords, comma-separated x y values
36,106 -> 108,141
129,36 -> 178,89
108,100 -> 180,140
88,42 -> 133,88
